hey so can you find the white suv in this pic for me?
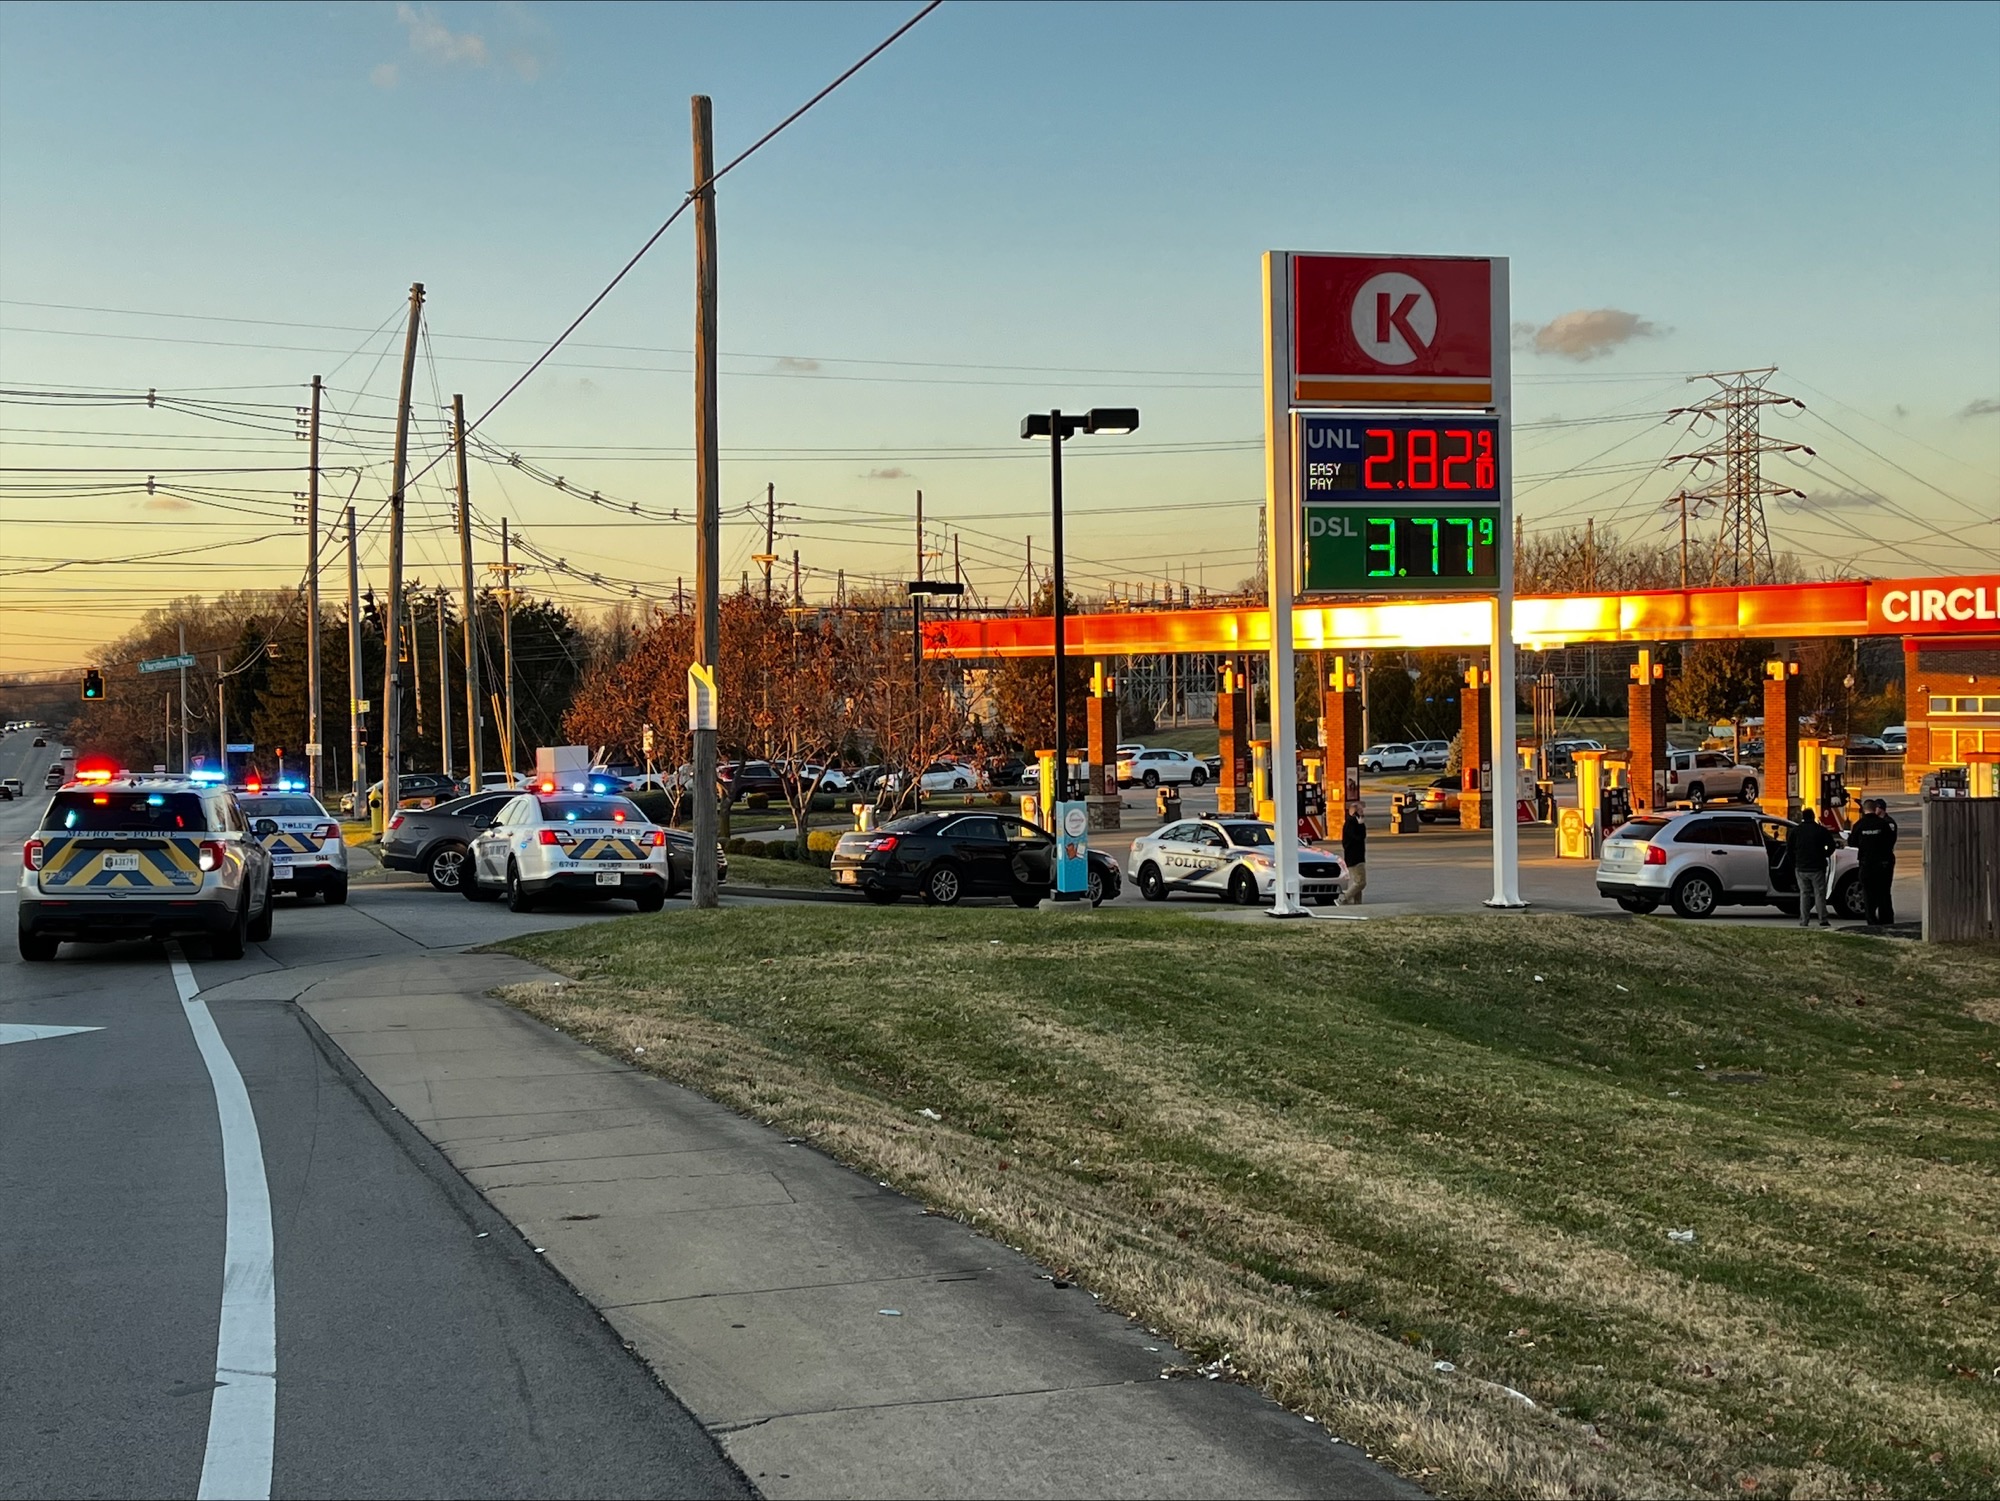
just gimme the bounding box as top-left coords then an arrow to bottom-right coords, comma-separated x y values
1661,750 -> 1759,809
1359,743 -> 1423,773
465,792 -> 673,912
1116,748 -> 1208,788
1596,808 -> 1863,920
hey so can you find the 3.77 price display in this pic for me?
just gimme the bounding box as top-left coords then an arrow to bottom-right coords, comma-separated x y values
1302,504 -> 1501,593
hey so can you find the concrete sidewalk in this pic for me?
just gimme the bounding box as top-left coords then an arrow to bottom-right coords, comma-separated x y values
249,950 -> 1421,1500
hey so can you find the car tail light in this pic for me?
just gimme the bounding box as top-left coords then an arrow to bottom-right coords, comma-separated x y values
386,813 -> 405,832
647,829 -> 666,847
537,828 -> 574,846
315,823 -> 340,840
23,839 -> 43,870
198,840 -> 228,871
864,834 -> 900,853
1643,844 -> 1667,866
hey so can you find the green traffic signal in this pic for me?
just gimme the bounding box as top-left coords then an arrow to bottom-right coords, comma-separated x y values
81,668 -> 105,701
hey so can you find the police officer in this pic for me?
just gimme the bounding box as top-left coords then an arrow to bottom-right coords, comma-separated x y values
1847,797 -> 1898,925
1792,806 -> 1838,927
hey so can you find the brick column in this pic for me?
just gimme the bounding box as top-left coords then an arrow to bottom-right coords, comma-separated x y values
1762,658 -> 1800,818
1085,663 -> 1120,830
1216,663 -> 1251,814
1628,648 -> 1669,814
1323,655 -> 1363,828
1459,665 -> 1494,830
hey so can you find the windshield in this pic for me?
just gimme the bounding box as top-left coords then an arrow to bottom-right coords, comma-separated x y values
1218,823 -> 1274,847
46,791 -> 209,833
537,797 -> 644,823
238,796 -> 327,819
1611,820 -> 1670,843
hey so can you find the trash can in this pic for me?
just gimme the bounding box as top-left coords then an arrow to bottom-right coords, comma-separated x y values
1391,792 -> 1422,834
1156,787 -> 1181,823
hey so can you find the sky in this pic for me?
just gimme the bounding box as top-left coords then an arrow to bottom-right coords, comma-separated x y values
2,0 -> 1997,671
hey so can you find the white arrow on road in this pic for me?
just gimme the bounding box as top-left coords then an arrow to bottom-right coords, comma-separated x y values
0,1024 -> 104,1046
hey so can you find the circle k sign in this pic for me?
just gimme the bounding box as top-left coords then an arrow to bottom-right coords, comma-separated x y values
1349,272 -> 1438,366
1286,254 -> 1498,407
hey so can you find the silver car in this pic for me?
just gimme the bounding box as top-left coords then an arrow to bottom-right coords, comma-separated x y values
1595,808 -> 1864,920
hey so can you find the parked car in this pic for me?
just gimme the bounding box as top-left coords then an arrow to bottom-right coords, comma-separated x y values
344,773 -> 460,816
1880,725 -> 1907,752
1116,747 -> 1209,788
1844,736 -> 1890,756
1661,750 -> 1759,809
830,810 -> 1120,907
1359,743 -> 1423,773
1595,808 -> 1864,920
1129,816 -> 1344,906
1417,775 -> 1462,823
380,790 -> 521,891
787,763 -> 853,794
917,760 -> 982,793
719,760 -> 785,803
1412,739 -> 1451,770
463,791 -> 680,911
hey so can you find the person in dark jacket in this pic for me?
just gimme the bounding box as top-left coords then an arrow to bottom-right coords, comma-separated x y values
1792,806 -> 1838,927
1847,797 -> 1898,924
1339,803 -> 1368,905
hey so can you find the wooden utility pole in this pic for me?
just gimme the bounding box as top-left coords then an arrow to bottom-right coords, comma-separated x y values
915,489 -> 924,581
791,549 -> 800,607
452,395 -> 482,793
762,481 -> 776,604
380,281 -> 425,824
500,518 -> 517,781
346,506 -> 363,811
408,595 -> 424,741
305,374 -> 323,797
691,94 -> 722,909
436,593 -> 451,779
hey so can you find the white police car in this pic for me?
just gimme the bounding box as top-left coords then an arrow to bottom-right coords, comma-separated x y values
1129,816 -> 1345,906
236,783 -> 349,904
18,769 -> 274,960
463,791 -> 672,912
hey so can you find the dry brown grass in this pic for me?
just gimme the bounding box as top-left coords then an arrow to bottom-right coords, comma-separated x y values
499,909 -> 2000,1500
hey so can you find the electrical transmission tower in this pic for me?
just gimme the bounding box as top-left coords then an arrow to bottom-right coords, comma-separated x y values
1663,368 -> 1811,585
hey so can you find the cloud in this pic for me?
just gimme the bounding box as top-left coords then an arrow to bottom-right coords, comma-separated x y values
375,3 -> 547,84
1778,489 -> 1883,514
1514,309 -> 1663,362
863,466 -> 911,481
141,497 -> 194,512
1956,397 -> 2000,419
371,61 -> 400,89
773,356 -> 820,374
398,3 -> 488,66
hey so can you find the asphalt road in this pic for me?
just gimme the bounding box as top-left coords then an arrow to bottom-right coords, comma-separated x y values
0,733 -> 748,1501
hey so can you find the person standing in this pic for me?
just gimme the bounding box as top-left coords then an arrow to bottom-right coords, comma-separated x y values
1792,806 -> 1838,927
1847,797 -> 1898,925
1339,802 -> 1368,905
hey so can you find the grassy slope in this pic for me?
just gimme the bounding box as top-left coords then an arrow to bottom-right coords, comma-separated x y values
498,909 -> 2000,1500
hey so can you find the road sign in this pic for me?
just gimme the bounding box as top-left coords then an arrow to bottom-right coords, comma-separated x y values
226,742 -> 255,754
304,741 -> 323,755
687,664 -> 717,732
1288,254 -> 1496,407
641,722 -> 655,754
138,654 -> 198,674
353,698 -> 371,713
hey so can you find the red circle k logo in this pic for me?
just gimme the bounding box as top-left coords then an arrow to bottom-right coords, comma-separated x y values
1349,272 -> 1437,366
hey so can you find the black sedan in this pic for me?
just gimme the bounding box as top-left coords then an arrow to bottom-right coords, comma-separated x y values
380,790 -> 517,890
831,811 -> 1122,907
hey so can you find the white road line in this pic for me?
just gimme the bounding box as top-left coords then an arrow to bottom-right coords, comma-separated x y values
167,941 -> 276,1501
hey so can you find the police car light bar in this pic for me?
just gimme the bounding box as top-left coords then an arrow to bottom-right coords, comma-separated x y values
189,768 -> 226,783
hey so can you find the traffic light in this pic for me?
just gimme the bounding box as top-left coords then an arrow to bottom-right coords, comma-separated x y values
81,668 -> 105,701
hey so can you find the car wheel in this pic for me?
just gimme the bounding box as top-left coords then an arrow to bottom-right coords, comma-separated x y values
1687,782 -> 1707,811
18,925 -> 57,962
1741,777 -> 1758,802
426,842 -> 469,892
1670,871 -> 1720,919
634,887 -> 667,914
247,891 -> 274,943
1087,868 -> 1105,907
1142,770 -> 1160,789
1227,867 -> 1260,906
863,885 -> 900,906
506,860 -> 535,913
1833,874 -> 1867,921
1615,895 -> 1661,914
921,863 -> 964,907
463,861 -> 497,901
211,895 -> 249,960
323,877 -> 349,906
1137,863 -> 1167,902
1009,888 -> 1041,908
1189,768 -> 1207,787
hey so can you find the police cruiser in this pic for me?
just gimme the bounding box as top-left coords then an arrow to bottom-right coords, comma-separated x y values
1129,815 -> 1346,906
18,768 -> 275,961
236,781 -> 349,904
463,790 -> 673,912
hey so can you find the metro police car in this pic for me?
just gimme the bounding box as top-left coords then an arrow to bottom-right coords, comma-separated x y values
1129,815 -> 1346,906
463,790 -> 672,912
236,783 -> 349,904
18,768 -> 275,961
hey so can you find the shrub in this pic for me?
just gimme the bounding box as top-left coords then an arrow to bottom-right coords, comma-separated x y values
745,792 -> 769,810
806,830 -> 841,856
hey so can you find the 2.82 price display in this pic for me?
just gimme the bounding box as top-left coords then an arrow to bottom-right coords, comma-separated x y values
1302,505 -> 1501,593
1298,413 -> 1502,502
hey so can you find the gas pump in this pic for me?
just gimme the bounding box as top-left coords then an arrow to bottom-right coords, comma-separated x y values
1799,739 -> 1848,825
1299,756 -> 1327,841
1250,740 -> 1273,824
1967,752 -> 2000,798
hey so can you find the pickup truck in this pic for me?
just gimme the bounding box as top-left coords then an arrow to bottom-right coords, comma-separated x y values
1660,749 -> 1759,809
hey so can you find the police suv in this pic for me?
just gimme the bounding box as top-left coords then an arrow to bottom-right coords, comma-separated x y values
236,784 -> 349,903
18,771 -> 275,961
463,791 -> 673,912
1129,815 -> 1346,905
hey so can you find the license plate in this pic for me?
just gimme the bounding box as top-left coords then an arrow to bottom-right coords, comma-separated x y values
835,869 -> 858,884
595,870 -> 622,886
103,852 -> 140,871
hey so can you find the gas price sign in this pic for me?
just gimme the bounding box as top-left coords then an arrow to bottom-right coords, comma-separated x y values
1298,413 -> 1502,594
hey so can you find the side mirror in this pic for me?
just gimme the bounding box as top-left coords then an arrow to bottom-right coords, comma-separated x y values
252,818 -> 279,836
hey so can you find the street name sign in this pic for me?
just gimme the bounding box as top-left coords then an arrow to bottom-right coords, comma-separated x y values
139,654 -> 197,674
